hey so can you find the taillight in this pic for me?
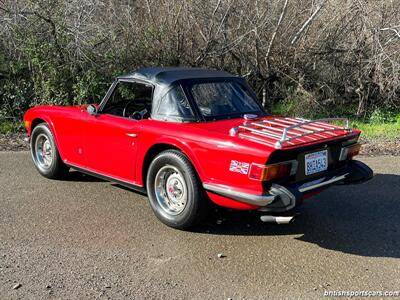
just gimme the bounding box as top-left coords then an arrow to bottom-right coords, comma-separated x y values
249,161 -> 297,181
339,143 -> 361,161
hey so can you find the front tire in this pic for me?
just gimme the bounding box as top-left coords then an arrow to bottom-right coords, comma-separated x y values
146,150 -> 208,229
30,123 -> 69,179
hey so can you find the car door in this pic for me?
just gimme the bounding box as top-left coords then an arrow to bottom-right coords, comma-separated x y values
83,79 -> 153,185
51,106 -> 88,167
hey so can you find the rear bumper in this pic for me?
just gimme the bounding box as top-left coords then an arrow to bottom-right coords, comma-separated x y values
298,173 -> 348,193
203,160 -> 373,211
203,174 -> 346,208
203,183 -> 276,206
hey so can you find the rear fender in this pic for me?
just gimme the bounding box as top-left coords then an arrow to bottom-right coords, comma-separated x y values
138,137 -> 206,186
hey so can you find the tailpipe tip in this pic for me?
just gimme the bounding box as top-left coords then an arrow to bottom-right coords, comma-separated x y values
260,215 -> 295,224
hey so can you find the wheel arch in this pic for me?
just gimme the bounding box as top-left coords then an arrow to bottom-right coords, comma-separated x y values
31,118 -> 47,132
141,142 -> 205,188
29,115 -> 65,160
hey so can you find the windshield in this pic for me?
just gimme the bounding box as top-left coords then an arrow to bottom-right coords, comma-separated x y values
186,80 -> 264,120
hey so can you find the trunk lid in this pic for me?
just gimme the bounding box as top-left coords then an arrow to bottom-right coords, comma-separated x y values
189,116 -> 359,149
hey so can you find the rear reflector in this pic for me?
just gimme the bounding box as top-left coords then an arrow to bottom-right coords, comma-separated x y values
249,161 -> 297,181
339,143 -> 361,161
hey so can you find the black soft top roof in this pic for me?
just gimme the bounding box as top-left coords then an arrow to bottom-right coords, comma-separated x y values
118,67 -> 238,86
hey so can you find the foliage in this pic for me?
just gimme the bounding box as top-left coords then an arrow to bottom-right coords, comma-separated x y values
0,120 -> 23,134
368,109 -> 398,125
272,102 -> 400,142
351,122 -> 400,142
0,0 -> 399,125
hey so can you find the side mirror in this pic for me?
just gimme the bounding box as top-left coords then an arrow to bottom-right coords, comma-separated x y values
87,104 -> 97,116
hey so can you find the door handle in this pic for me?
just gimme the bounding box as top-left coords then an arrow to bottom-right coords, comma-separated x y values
126,133 -> 138,138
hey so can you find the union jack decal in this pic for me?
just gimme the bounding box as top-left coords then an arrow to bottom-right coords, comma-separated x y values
229,160 -> 250,174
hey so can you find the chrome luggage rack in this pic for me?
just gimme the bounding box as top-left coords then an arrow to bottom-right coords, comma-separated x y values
230,117 -> 352,149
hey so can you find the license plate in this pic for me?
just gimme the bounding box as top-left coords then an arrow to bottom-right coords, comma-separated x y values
305,150 -> 328,175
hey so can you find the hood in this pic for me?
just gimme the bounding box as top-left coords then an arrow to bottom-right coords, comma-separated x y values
189,116 -> 359,149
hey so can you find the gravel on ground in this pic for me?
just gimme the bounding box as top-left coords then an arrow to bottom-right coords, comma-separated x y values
0,153 -> 399,299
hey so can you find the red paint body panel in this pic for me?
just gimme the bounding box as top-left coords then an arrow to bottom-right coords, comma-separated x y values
206,192 -> 259,210
24,105 -> 359,209
83,114 -> 141,183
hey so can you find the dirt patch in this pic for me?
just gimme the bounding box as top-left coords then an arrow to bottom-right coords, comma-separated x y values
1,133 -> 398,155
0,133 -> 29,151
359,138 -> 400,156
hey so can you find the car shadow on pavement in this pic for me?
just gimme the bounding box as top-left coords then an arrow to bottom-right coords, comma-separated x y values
63,170 -> 106,182
194,174 -> 400,258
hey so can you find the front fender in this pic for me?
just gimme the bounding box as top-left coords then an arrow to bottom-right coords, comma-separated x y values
24,108 -> 65,160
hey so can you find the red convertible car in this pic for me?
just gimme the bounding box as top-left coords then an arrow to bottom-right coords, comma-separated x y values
24,67 -> 373,229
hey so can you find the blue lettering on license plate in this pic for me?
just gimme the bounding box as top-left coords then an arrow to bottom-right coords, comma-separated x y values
305,150 -> 328,175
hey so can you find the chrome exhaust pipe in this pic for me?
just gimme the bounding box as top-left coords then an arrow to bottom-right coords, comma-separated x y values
260,215 -> 295,224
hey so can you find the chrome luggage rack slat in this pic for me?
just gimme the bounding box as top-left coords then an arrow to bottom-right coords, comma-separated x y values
231,117 -> 352,149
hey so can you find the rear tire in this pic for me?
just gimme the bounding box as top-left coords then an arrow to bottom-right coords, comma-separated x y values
146,150 -> 208,229
343,160 -> 374,184
30,123 -> 69,179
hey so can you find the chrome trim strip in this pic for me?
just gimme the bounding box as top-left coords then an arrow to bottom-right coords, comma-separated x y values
238,125 -> 282,140
264,119 -> 328,139
298,173 -> 349,192
65,162 -> 145,193
251,122 -> 309,142
203,183 -> 276,206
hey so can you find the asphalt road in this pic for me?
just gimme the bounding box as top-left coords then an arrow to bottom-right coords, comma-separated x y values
1,152 -> 399,299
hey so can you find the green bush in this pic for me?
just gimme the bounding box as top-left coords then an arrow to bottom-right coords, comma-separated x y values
0,121 -> 23,134
369,109 -> 398,124
72,70 -> 107,105
395,114 -> 400,125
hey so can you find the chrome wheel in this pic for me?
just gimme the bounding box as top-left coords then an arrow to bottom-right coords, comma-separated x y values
154,165 -> 188,215
34,133 -> 53,169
